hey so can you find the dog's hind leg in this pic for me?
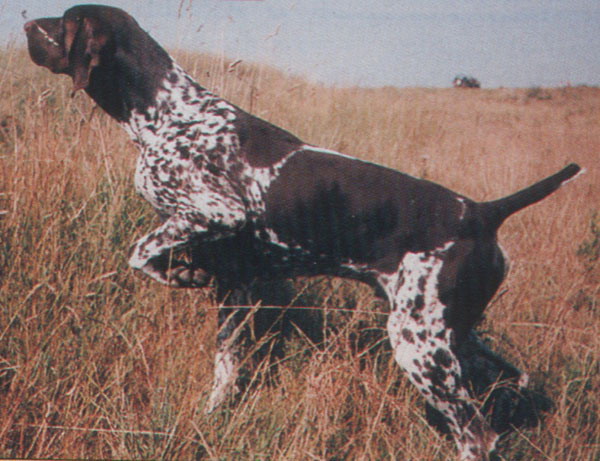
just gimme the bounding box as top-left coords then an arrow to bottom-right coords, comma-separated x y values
380,246 -> 498,460
427,331 -> 553,436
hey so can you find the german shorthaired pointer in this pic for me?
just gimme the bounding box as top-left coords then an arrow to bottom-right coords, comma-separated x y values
25,5 -> 581,459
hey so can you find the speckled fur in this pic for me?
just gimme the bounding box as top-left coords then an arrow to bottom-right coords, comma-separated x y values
124,63 -> 300,285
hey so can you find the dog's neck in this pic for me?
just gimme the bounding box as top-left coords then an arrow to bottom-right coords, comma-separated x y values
83,31 -> 174,123
119,62 -> 237,151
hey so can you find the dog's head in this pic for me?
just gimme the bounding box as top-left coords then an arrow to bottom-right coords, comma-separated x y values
24,5 -> 137,92
25,5 -> 172,119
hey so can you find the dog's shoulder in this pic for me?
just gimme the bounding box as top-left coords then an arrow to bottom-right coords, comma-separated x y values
232,110 -> 303,168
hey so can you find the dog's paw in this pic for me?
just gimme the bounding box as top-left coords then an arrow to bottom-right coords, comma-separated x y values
166,265 -> 211,288
134,256 -> 211,288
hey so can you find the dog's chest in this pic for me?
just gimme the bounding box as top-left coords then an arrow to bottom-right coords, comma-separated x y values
131,127 -> 243,215
127,107 -> 280,219
133,147 -> 186,214
122,65 -> 297,227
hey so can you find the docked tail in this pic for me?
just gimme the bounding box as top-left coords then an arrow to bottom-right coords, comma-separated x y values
478,163 -> 582,232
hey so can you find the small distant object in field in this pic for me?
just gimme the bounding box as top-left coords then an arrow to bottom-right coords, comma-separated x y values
453,74 -> 481,88
526,86 -> 552,101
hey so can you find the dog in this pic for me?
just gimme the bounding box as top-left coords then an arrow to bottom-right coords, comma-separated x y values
25,5 -> 581,459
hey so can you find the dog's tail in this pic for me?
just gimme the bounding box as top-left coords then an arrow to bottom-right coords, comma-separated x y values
476,163 -> 582,232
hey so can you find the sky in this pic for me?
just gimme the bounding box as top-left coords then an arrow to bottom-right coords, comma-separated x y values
2,0 -> 599,88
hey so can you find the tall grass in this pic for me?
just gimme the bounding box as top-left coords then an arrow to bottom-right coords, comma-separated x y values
0,47 -> 598,459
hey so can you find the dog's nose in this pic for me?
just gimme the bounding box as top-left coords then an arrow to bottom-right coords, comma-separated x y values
24,20 -> 36,33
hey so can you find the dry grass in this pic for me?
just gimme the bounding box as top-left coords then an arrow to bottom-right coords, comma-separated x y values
0,47 -> 598,460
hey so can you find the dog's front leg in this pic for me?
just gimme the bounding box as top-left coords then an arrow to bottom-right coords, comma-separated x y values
206,297 -> 252,413
206,281 -> 303,414
129,210 -> 243,287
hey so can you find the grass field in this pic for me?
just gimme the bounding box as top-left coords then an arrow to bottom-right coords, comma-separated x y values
0,47 -> 598,460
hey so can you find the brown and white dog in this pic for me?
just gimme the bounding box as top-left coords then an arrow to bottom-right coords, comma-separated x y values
25,5 -> 580,459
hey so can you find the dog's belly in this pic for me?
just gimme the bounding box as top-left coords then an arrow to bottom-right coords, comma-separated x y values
189,226 -> 376,287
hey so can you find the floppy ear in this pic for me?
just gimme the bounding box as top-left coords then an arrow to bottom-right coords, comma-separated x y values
64,17 -> 109,92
